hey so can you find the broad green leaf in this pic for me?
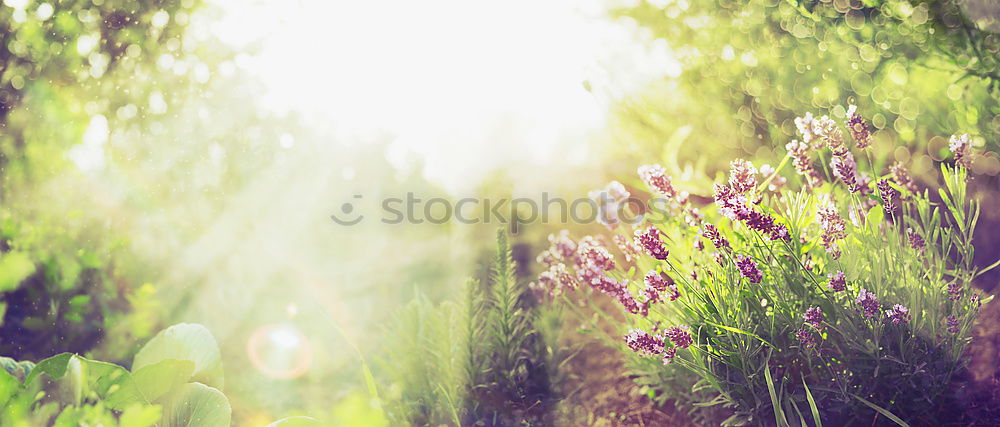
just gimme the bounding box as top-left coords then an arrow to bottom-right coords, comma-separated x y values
132,359 -> 196,403
24,353 -> 74,385
24,353 -> 145,410
160,382 -> 231,427
133,324 -> 224,389
0,365 -> 19,407
266,416 -> 322,427
0,251 -> 35,292
120,403 -> 163,427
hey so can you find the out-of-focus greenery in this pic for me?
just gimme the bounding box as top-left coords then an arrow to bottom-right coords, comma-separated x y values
0,0 -> 196,121
0,0 -> 198,360
605,0 -> 999,184
379,230 -> 558,426
0,322 -> 320,427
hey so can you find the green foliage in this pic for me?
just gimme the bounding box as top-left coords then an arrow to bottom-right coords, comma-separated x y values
0,0 -> 197,120
0,322 -> 316,426
380,230 -> 555,426
606,0 -> 1000,183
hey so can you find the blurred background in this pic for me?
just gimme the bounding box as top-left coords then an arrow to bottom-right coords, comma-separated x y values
0,0 -> 997,424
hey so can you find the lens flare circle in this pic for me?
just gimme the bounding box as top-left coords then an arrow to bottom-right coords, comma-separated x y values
247,324 -> 313,379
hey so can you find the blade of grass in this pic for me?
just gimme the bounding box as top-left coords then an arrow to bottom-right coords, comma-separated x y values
764,351 -> 787,427
851,394 -> 909,427
705,320 -> 775,348
801,377 -> 822,427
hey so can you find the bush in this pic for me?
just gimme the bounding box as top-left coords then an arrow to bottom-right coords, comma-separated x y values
533,105 -> 993,425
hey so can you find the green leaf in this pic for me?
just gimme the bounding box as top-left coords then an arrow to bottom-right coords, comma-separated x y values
24,353 -> 74,385
131,359 -> 197,403
851,394 -> 909,426
763,352 -> 787,427
0,365 -> 20,407
704,320 -> 774,348
24,353 -> 145,410
0,251 -> 35,293
802,378 -> 822,427
133,324 -> 224,389
160,382 -> 231,427
266,416 -> 322,426
119,404 -> 163,427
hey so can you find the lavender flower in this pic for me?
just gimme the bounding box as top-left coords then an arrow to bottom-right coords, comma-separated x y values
549,230 -> 577,259
890,162 -> 918,195
846,104 -> 872,149
661,347 -> 678,365
665,325 -> 694,349
831,152 -> 861,193
856,288 -> 881,318
613,234 -> 641,264
700,224 -> 731,250
885,304 -> 911,324
804,307 -> 824,328
949,133 -> 973,168
644,271 -> 679,302
816,115 -> 849,157
693,239 -> 704,251
877,180 -> 898,214
827,271 -> 847,292
947,282 -> 963,301
794,113 -> 821,146
735,254 -> 763,283
786,140 -> 821,187
946,315 -> 960,334
714,183 -> 751,221
536,263 -> 578,297
634,226 -> 669,260
818,204 -> 847,259
714,184 -> 791,241
795,328 -> 817,348
907,228 -> 925,253
619,293 -> 645,316
625,329 -> 665,356
638,164 -> 676,198
729,159 -> 758,193
575,236 -> 616,272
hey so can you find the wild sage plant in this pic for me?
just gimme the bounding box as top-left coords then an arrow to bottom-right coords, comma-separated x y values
533,106 -> 994,426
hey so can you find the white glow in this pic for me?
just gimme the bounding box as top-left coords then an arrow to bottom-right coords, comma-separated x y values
269,327 -> 302,350
206,0 -> 680,191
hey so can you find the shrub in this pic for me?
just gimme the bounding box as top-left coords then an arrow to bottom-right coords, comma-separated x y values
533,105 -> 994,425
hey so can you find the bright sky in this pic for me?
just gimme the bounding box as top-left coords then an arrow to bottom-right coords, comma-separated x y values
204,0 -> 681,192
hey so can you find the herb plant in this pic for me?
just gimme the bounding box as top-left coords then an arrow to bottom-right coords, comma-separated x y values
533,105 -> 994,425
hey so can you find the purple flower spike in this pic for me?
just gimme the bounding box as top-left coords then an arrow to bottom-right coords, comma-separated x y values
624,329 -> 665,356
634,226 -> 669,260
665,325 -> 694,349
885,304 -> 911,324
856,288 -> 881,318
946,315 -> 960,334
827,271 -> 847,292
735,254 -> 763,284
804,307 -> 824,328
